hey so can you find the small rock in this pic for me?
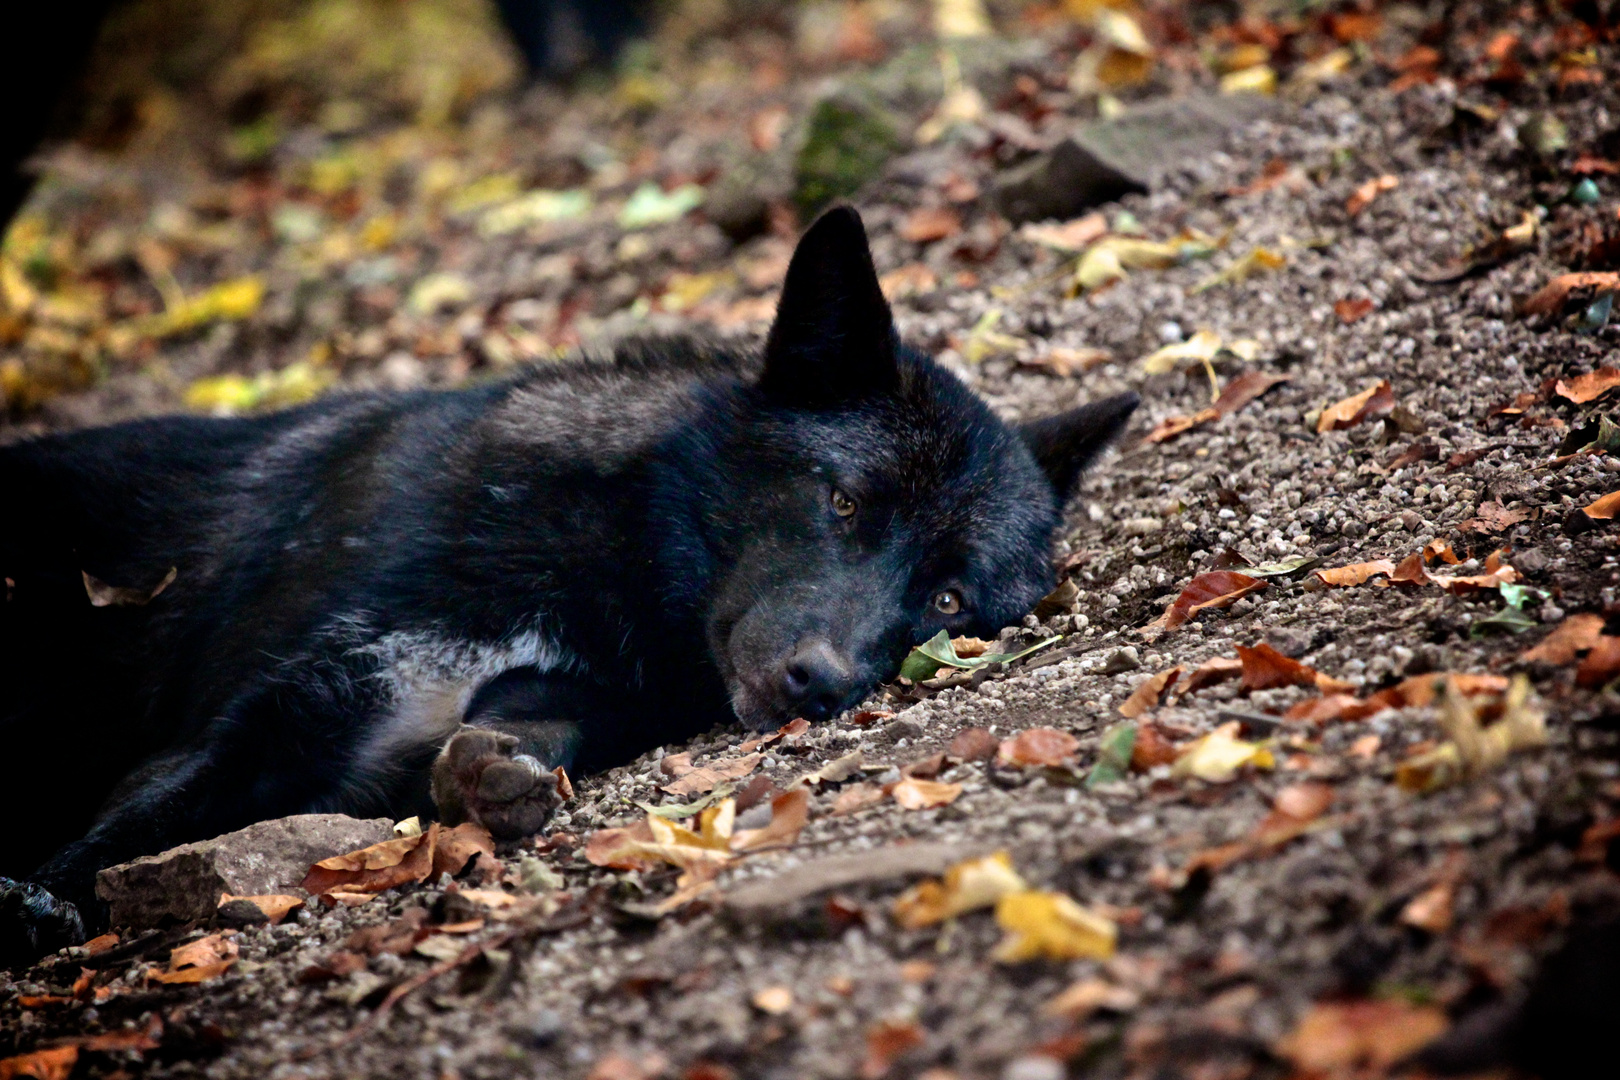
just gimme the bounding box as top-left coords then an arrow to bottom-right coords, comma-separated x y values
1003,1056 -> 1065,1080
97,814 -> 394,929
885,717 -> 924,742
1102,646 -> 1141,674
993,137 -> 1146,224
1122,517 -> 1163,536
215,899 -> 270,930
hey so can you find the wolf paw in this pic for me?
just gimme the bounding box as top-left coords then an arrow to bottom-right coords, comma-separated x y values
431,728 -> 562,841
0,877 -> 84,972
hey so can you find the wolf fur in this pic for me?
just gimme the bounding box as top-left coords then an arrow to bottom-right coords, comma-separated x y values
0,207 -> 1136,966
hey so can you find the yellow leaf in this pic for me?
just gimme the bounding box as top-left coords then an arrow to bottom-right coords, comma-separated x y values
1220,65 -> 1277,95
992,891 -> 1117,962
140,276 -> 266,338
1171,722 -> 1275,783
1140,329 -> 1222,375
932,0 -> 992,38
1075,244 -> 1126,292
1195,247 -> 1286,293
893,851 -> 1027,929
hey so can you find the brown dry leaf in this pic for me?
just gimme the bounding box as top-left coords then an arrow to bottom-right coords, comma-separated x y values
1423,539 -> 1462,565
947,726 -> 999,761
1020,213 -> 1107,252
1333,297 -> 1375,323
861,1019 -> 926,1080
879,263 -> 938,300
1236,643 -> 1353,693
830,782 -> 886,816
1519,271 -> 1620,317
899,206 -> 962,244
1042,977 -> 1140,1020
1317,380 -> 1395,432
996,727 -> 1080,767
1146,571 -> 1268,632
1177,656 -> 1244,696
149,933 -> 239,984
217,894 -> 304,925
1385,552 -> 1431,586
1118,667 -> 1183,718
1019,346 -> 1112,377
992,890 -> 1117,962
892,851 -> 1027,929
1130,723 -> 1180,770
584,819 -> 660,870
1145,408 -> 1217,444
84,933 -> 119,956
751,986 -> 794,1015
1428,549 -> 1523,594
1276,999 -> 1447,1072
1577,635 -> 1620,689
82,566 -> 177,608
732,789 -> 811,850
891,778 -> 964,810
1583,490 -> 1620,520
433,822 -> 495,878
1555,366 -> 1620,404
1186,781 -> 1334,877
587,1053 -> 669,1080
1522,613 -> 1606,665
1212,371 -> 1290,416
798,750 -> 865,787
1313,560 -> 1396,587
738,717 -> 811,754
661,753 -> 763,797
950,636 -> 992,658
1346,174 -> 1399,215
1463,500 -> 1529,534
1401,879 -> 1457,934
302,826 -> 437,896
1396,674 -> 1546,793
0,1048 -> 78,1080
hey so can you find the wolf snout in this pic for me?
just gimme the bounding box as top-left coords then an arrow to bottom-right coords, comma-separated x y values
778,638 -> 859,721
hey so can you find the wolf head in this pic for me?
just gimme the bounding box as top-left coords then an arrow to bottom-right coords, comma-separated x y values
657,207 -> 1137,729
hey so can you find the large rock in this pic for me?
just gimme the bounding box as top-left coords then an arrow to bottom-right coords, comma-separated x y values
994,94 -> 1275,223
96,814 -> 394,929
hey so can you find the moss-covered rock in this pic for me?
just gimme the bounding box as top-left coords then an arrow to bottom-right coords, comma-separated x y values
793,91 -> 904,217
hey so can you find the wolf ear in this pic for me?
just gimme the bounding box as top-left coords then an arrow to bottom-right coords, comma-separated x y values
760,206 -> 899,407
1018,392 -> 1140,501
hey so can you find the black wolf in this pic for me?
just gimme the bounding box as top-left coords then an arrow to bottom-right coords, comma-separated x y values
0,207 -> 1136,966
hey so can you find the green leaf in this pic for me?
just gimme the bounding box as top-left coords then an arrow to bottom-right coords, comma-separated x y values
618,182 -> 705,229
1470,607 -> 1539,638
1498,582 -> 1546,609
1087,723 -> 1138,787
897,630 -> 1061,682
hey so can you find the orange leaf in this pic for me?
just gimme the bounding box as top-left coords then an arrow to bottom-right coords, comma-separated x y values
891,778 -> 964,809
1130,723 -> 1180,769
947,726 -> 999,761
217,894 -> 304,924
1313,559 -> 1396,587
583,819 -> 660,870
1555,366 -> 1620,404
1178,655 -> 1244,695
1577,636 -> 1620,689
1148,571 -> 1268,631
1423,539 -> 1461,565
830,782 -> 886,816
301,827 -> 437,896
1401,879 -> 1456,933
1118,668 -> 1183,718
661,754 -> 763,797
1387,552 -> 1432,585
732,788 -> 810,849
1212,371 -> 1290,417
861,1020 -> 925,1080
1145,408 -> 1217,444
1276,1000 -> 1447,1072
1333,297 -> 1375,323
1317,380 -> 1395,432
1522,613 -> 1606,665
1519,271 -> 1620,317
996,727 -> 1080,767
898,206 -> 962,244
1584,490 -> 1620,520
0,1047 -> 78,1080
1463,500 -> 1529,534
1346,174 -> 1398,216
1237,643 -> 1351,693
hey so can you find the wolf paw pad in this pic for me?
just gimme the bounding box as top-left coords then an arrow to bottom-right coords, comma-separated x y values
433,729 -> 562,841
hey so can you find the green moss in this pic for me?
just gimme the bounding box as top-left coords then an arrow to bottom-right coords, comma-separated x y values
793,95 -> 902,217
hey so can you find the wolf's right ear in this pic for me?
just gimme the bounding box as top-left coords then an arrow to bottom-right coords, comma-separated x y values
1018,392 -> 1140,502
760,206 -> 899,407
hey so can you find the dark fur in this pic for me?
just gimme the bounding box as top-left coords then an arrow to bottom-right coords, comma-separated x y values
0,208 -> 1135,967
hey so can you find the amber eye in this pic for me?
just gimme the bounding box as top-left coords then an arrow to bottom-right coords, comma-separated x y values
830,488 -> 857,518
933,589 -> 962,615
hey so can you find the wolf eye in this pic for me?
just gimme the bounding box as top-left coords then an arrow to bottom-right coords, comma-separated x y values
830,488 -> 857,518
933,589 -> 962,615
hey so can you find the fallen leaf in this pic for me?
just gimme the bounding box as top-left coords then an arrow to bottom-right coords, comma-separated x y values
1396,674 -> 1546,793
860,1020 -> 925,1080
1020,213 -> 1107,252
737,717 -> 810,754
893,851 -> 1028,929
1583,490 -> 1620,519
1140,329 -> 1222,375
1042,977 -> 1140,1020
1317,380 -> 1395,432
797,750 -> 865,787
1577,635 -> 1620,688
137,276 -> 265,338
899,629 -> 1056,681
879,263 -> 938,300
1424,539 -> 1462,564
1119,668 -> 1182,717
993,891 -> 1117,962
1401,879 -> 1456,934
1130,723 -> 1181,770
1555,366 -> 1620,403
899,206 -> 962,244
1276,999 -> 1447,1072
1522,613 -> 1606,664
1346,174 -> 1399,216
732,789 -> 811,850
947,727 -> 999,761
1019,346 -> 1112,377
1145,408 -> 1218,444
433,822 -> 495,878
0,1048 -> 78,1080
217,894 -> 304,925
661,753 -> 763,797
81,567 -> 177,608
1171,723 -> 1275,783
1236,643 -> 1353,693
1193,247 -> 1285,293
891,778 -> 964,809
618,182 -> 704,229
1178,655 -> 1245,695
1312,560 -> 1396,586
1519,271 -> 1620,317
302,827 -> 437,896
1184,781 -> 1334,876
1212,370 -> 1290,416
149,933 -> 239,984
751,986 -> 794,1014
1087,723 -> 1138,787
83,933 -> 119,956
1463,500 -> 1529,534
996,727 -> 1080,767
830,782 -> 887,816
1146,571 -> 1268,632
1387,552 -> 1432,585
1333,297 -> 1376,323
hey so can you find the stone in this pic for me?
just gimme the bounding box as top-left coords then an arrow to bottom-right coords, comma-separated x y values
723,842 -> 987,927
96,814 -> 394,930
993,94 -> 1272,223
793,91 -> 904,216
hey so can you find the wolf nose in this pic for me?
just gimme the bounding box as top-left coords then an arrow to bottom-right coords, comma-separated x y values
780,639 -> 856,721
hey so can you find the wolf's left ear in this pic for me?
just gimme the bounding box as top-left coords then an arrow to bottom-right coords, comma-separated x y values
761,206 -> 899,407
1018,392 -> 1140,501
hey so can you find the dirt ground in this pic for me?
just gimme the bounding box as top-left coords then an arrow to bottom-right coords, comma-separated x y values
4,1 -> 1620,1078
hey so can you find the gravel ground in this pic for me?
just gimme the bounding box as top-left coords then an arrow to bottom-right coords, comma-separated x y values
4,3 -> 1620,1078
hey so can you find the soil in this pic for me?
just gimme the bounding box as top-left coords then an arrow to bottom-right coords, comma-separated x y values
4,3 -> 1620,1079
